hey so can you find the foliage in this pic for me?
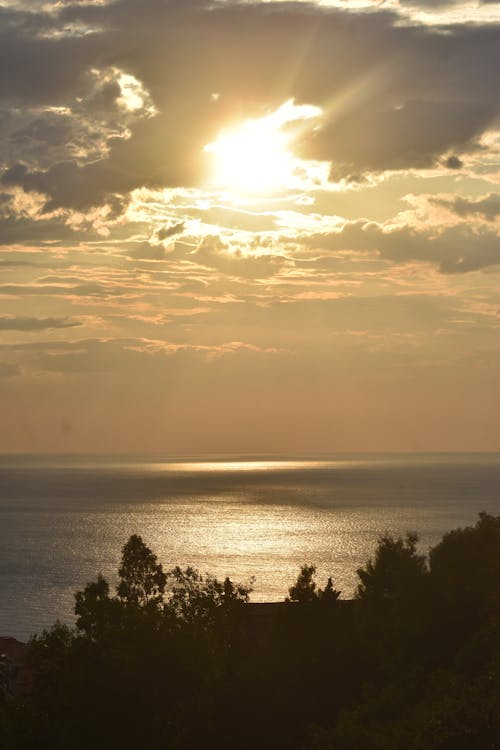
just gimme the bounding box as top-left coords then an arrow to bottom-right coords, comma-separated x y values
287,566 -> 341,604
2,514 -> 499,750
73,536 -> 168,639
166,566 -> 253,625
71,535 -> 252,639
117,533 -> 167,608
287,564 -> 318,602
430,512 -> 500,604
319,576 -> 341,603
355,531 -> 428,603
74,574 -> 126,640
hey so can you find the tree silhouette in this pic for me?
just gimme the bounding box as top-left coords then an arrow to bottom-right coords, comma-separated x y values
73,535 -> 167,639
117,534 -> 167,608
287,564 -> 318,603
428,512 -> 500,649
356,532 -> 427,603
3,517 -> 499,750
74,574 -> 124,640
430,512 -> 500,604
166,566 -> 252,625
318,577 -> 341,603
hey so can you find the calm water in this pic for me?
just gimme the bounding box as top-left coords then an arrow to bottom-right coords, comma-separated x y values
1,453 -> 499,641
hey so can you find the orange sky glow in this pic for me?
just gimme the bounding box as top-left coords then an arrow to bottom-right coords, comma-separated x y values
1,0 -> 500,453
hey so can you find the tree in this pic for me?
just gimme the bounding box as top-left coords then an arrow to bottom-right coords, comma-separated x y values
318,577 -> 341,603
117,534 -> 167,609
428,513 -> 500,646
430,512 -> 500,604
222,575 -> 254,607
355,532 -> 427,604
74,574 -> 124,640
73,535 -> 167,640
287,564 -> 318,603
166,566 -> 252,625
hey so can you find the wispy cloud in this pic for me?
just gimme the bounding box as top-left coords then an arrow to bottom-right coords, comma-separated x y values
1,0 -> 500,450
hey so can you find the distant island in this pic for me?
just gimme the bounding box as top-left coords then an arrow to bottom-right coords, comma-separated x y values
1,513 -> 499,749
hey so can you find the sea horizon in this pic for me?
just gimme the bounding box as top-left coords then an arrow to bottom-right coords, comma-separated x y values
1,452 -> 499,641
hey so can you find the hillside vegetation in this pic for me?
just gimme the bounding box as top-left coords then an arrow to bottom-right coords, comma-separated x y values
1,513 -> 499,749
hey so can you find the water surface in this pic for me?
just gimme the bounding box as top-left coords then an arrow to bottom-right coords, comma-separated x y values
1,453 -> 499,640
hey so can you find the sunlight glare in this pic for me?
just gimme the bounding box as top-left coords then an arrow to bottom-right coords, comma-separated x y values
204,99 -> 322,195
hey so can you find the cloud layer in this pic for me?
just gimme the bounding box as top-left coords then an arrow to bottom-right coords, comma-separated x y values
1,0 -> 500,451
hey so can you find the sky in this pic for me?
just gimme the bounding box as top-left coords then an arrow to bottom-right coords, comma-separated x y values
1,0 -> 500,454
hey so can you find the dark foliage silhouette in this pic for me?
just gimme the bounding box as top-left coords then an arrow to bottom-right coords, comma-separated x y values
1,514 -> 498,750
287,563 -> 318,602
117,534 -> 167,608
319,576 -> 341,602
355,531 -> 428,603
287,565 -> 341,604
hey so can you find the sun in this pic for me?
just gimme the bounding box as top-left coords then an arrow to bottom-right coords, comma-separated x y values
204,99 -> 322,195
205,120 -> 291,194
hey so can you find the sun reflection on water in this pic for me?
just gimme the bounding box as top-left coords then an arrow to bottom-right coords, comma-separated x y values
1,454 -> 498,639
155,460 -> 340,472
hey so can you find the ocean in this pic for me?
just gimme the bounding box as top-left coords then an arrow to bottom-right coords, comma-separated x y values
1,453 -> 499,641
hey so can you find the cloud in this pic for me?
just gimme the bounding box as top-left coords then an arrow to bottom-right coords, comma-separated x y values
298,220 -> 500,273
400,0 -> 500,6
0,316 -> 81,331
194,235 -> 289,279
0,336 -> 282,377
1,0 -> 500,454
0,362 -> 20,378
430,193 -> 500,222
303,99 -> 496,178
1,0 -> 500,212
0,282 -> 131,297
443,155 -> 464,170
155,221 -> 186,241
